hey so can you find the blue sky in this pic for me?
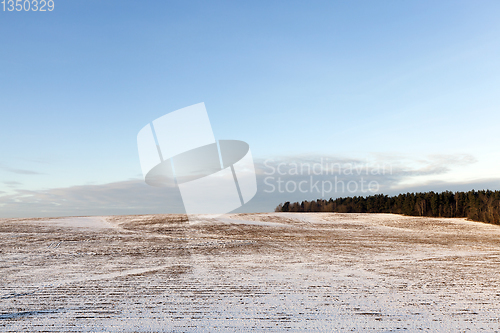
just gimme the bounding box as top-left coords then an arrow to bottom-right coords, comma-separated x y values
1,1 -> 500,217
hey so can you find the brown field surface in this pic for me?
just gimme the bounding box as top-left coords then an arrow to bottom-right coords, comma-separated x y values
1,213 -> 500,332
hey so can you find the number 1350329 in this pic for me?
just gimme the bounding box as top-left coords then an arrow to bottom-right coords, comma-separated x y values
2,0 -> 54,11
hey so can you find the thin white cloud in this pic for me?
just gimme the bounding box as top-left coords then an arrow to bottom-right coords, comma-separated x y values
3,181 -> 22,186
0,164 -> 45,175
0,153 -> 493,219
0,179 -> 184,218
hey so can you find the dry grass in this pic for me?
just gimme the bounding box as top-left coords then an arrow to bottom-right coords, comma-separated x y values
1,213 -> 500,331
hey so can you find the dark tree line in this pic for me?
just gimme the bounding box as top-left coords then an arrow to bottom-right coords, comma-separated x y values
275,190 -> 500,224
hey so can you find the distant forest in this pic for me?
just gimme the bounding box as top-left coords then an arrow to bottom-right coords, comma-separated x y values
275,190 -> 500,225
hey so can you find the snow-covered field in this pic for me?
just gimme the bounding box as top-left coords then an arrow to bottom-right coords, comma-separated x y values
1,213 -> 500,332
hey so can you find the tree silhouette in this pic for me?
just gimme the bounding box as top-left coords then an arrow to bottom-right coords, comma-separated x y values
275,190 -> 500,224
